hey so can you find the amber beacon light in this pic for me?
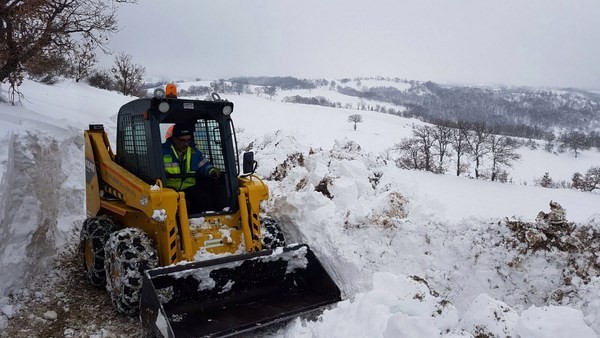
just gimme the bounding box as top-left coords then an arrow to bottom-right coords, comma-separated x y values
165,83 -> 178,98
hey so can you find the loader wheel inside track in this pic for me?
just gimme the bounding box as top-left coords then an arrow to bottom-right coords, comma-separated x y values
80,215 -> 118,287
104,228 -> 158,316
261,216 -> 286,249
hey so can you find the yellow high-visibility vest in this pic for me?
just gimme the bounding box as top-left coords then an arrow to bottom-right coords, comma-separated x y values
164,145 -> 196,190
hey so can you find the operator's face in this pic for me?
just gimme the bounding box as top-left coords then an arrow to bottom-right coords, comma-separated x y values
173,136 -> 192,152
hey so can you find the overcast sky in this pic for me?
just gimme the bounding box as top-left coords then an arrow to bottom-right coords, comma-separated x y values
98,0 -> 600,90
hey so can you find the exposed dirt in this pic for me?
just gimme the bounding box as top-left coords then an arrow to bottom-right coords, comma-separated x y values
1,240 -> 142,338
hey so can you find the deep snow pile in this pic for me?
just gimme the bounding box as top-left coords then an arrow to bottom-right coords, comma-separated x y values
1,79 -> 600,337
240,131 -> 600,337
0,80 -> 129,332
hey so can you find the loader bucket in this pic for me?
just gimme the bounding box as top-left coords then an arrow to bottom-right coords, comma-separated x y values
140,244 -> 341,337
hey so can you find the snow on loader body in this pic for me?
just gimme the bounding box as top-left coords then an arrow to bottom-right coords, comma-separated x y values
82,85 -> 341,336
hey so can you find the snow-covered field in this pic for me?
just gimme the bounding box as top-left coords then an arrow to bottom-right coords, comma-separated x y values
1,79 -> 599,337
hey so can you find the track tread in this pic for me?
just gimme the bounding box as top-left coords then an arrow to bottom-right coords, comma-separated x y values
261,216 -> 286,249
80,215 -> 118,287
104,228 -> 158,315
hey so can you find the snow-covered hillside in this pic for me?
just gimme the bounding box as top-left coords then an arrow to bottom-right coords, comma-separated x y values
1,79 -> 599,337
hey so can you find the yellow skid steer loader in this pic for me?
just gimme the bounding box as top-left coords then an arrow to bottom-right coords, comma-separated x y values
82,85 -> 340,337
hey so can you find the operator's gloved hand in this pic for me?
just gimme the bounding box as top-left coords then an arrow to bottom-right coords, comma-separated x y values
208,167 -> 221,179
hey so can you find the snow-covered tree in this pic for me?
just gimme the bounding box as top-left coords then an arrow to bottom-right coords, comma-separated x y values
572,172 -> 585,191
264,86 -> 277,99
347,114 -> 363,131
560,131 -> 590,158
540,172 -> 553,188
232,81 -> 246,95
488,135 -> 521,182
583,167 -> 600,191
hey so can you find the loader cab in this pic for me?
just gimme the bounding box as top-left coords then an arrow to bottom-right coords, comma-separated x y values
114,92 -> 240,215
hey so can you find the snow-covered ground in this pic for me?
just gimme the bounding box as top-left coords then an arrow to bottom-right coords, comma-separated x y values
1,79 -> 599,337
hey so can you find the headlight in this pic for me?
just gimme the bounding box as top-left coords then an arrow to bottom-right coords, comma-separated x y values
158,102 -> 170,113
154,88 -> 166,99
222,105 -> 233,115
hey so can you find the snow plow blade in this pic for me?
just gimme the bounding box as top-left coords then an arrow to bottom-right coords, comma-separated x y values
140,244 -> 341,337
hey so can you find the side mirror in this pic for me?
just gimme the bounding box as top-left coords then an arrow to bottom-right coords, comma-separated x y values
242,152 -> 257,175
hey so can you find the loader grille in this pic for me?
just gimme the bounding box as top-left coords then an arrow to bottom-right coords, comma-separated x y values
194,120 -> 225,170
119,114 -> 153,181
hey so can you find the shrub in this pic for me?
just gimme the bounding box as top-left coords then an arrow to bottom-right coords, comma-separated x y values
87,69 -> 114,90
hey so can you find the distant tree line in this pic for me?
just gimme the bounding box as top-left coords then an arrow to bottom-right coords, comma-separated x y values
228,76 -> 317,90
535,167 -> 600,193
197,76 -> 600,157
282,95 -> 338,107
251,76 -> 600,186
392,121 -> 521,182
390,120 -> 600,186
140,81 -> 169,90
178,85 -> 212,97
141,78 -> 280,99
334,79 -> 600,143
147,76 -> 600,157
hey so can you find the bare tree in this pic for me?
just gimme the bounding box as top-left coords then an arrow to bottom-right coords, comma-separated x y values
232,81 -> 246,95
393,138 -> 422,170
450,121 -> 471,176
69,41 -> 97,82
465,122 -> 490,179
0,0 -> 135,87
264,86 -> 277,99
87,69 -> 114,90
209,81 -> 219,93
111,53 -> 145,96
347,114 -> 363,131
488,135 -> 520,181
218,79 -> 226,93
432,124 -> 453,173
412,125 -> 436,172
559,130 -> 590,158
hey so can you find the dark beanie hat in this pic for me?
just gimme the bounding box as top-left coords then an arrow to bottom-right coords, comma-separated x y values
172,124 -> 193,138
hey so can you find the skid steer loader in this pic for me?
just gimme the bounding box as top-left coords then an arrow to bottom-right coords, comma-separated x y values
81,84 -> 341,337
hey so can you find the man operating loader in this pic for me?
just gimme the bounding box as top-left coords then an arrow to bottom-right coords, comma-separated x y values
82,87 -> 341,335
162,123 -> 221,212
